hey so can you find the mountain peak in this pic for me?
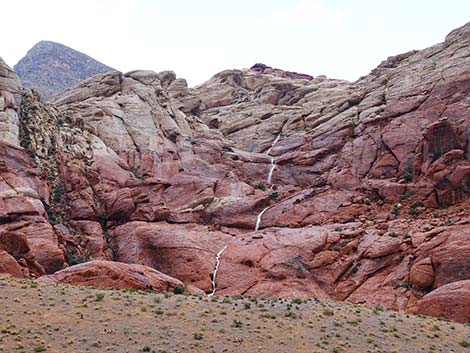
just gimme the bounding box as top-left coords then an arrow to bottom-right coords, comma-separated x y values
14,41 -> 114,100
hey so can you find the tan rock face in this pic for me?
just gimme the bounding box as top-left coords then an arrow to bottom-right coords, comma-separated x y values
0,57 -> 21,145
2,22 -> 470,322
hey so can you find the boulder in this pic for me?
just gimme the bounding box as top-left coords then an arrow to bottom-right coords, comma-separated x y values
39,260 -> 203,294
413,280 -> 470,323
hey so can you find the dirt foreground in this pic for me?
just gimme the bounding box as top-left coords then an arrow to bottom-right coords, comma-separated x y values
1,276 -> 470,353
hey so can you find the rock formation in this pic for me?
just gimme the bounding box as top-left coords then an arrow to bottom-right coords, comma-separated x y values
1,22 -> 470,322
39,260 -> 204,294
14,41 -> 114,100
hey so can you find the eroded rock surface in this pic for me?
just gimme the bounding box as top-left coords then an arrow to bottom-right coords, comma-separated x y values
1,58 -> 66,276
39,260 -> 203,294
412,280 -> 470,323
0,57 -> 21,145
1,22 -> 470,322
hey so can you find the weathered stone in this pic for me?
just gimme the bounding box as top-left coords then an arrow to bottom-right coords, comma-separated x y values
39,260 -> 202,294
413,280 -> 470,323
409,258 -> 434,289
1,22 -> 470,323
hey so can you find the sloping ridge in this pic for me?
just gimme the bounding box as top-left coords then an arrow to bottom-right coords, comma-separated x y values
14,40 -> 114,100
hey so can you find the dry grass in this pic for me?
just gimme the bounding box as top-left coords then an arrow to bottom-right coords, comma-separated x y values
0,276 -> 469,353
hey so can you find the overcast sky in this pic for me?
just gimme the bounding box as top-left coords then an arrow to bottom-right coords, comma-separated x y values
1,0 -> 469,86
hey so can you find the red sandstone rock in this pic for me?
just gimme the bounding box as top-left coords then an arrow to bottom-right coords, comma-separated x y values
409,258 -> 434,289
0,250 -> 24,277
66,221 -> 111,260
412,225 -> 470,289
2,23 -> 470,323
38,260 -> 203,294
111,221 -> 233,292
0,231 -> 45,277
413,280 -> 470,323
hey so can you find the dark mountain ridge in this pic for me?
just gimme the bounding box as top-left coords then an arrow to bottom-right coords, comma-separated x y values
14,40 -> 114,99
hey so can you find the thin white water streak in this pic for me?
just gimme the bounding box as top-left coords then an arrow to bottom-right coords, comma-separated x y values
266,134 -> 281,155
267,157 -> 276,184
208,245 -> 228,297
255,134 -> 282,231
255,206 -> 269,231
266,133 -> 281,184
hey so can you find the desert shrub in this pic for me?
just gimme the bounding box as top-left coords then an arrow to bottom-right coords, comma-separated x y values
351,262 -> 361,274
33,344 -> 46,352
254,183 -> 265,191
173,286 -> 185,295
411,201 -> 424,208
402,170 -> 413,182
269,192 -> 279,200
193,332 -> 204,340
67,250 -> 90,265
47,209 -> 58,225
52,184 -> 65,202
97,213 -> 107,227
460,340 -> 470,348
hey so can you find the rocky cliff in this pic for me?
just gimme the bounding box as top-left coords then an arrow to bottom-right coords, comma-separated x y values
14,41 -> 114,100
1,22 -> 470,323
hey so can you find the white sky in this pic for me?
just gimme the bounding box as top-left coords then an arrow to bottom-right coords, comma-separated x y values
1,0 -> 469,86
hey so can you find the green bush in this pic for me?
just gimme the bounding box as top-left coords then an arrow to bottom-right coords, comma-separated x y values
173,286 -> 185,295
52,185 -> 65,203
460,340 -> 470,348
351,262 -> 361,274
67,250 -> 89,266
33,344 -> 46,352
193,332 -> 204,340
47,209 -> 57,225
254,183 -> 265,191
402,170 -> 413,182
97,213 -> 107,227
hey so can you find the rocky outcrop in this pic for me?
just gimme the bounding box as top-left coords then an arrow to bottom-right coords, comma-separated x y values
413,280 -> 470,323
39,260 -> 203,294
1,22 -> 470,323
0,59 -> 66,276
250,63 -> 314,81
112,221 -> 232,291
14,41 -> 114,100
0,57 -> 21,145
0,142 -> 66,274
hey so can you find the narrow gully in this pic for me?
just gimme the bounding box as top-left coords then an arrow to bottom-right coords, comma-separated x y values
255,134 -> 281,230
266,133 -> 280,185
255,206 -> 269,231
208,245 -> 228,297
